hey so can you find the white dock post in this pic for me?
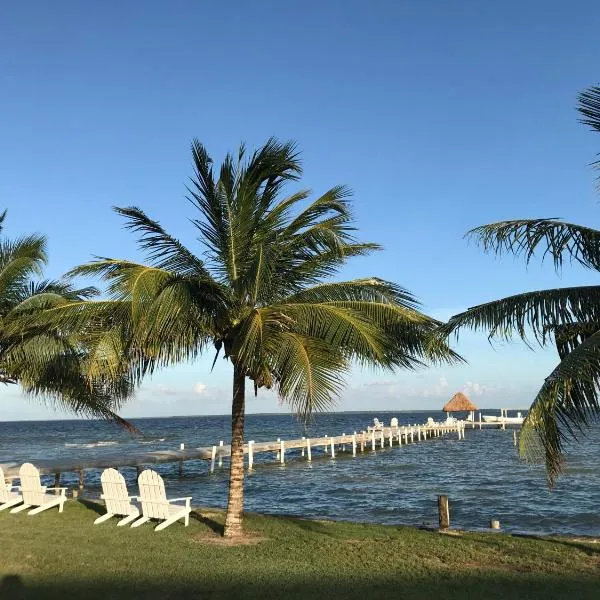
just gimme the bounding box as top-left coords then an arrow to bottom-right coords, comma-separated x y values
479,412 -> 482,430
306,438 -> 312,462
210,445 -> 217,473
418,427 -> 422,442
218,440 -> 224,467
457,426 -> 461,440
380,428 -> 385,448
301,436 -> 306,457
280,439 -> 285,464
360,431 -> 365,452
342,433 -> 346,452
410,428 -> 414,443
513,430 -> 517,446
388,430 -> 393,447
371,429 -> 376,450
180,443 -> 185,450
276,437 -> 281,460
325,434 -> 329,454
352,432 -> 357,457
248,440 -> 254,470
330,436 -> 335,458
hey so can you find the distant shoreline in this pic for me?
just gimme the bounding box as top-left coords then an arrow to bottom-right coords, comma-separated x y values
0,407 -> 526,425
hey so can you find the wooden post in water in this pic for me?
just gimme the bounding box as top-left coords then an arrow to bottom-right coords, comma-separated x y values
342,433 -> 346,452
306,438 -> 312,462
438,495 -> 450,529
136,465 -> 142,478
417,427 -> 422,442
360,431 -> 365,452
410,428 -> 414,443
210,445 -> 217,473
388,430 -> 393,447
248,440 -> 254,470
380,428 -> 385,448
178,461 -> 184,477
479,412 -> 482,430
352,432 -> 357,457
180,443 -> 185,450
276,437 -> 281,460
54,472 -> 61,494
218,440 -> 224,467
78,470 -> 84,490
330,436 -> 335,458
513,430 -> 517,446
301,436 -> 306,457
280,439 -> 285,464
371,430 -> 376,451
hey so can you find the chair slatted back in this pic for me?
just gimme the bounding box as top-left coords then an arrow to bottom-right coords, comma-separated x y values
100,468 -> 132,516
19,463 -> 45,506
390,418 -> 399,428
0,467 -> 11,503
138,469 -> 169,520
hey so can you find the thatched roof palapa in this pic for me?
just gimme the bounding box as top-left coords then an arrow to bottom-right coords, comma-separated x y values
443,392 -> 477,412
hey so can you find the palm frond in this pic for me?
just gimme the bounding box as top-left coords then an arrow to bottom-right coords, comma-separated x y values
270,333 -> 347,421
468,219 -> 600,272
114,206 -> 211,278
520,329 -> 600,484
445,285 -> 600,344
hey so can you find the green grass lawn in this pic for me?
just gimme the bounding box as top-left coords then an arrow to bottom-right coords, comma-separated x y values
1,500 -> 599,600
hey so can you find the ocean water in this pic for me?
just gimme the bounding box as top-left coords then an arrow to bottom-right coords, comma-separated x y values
1,410 -> 599,537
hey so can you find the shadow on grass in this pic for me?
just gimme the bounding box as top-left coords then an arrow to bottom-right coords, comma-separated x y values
512,533 -> 600,556
3,572 -> 600,600
0,575 -> 26,600
77,498 -> 105,516
190,510 -> 224,536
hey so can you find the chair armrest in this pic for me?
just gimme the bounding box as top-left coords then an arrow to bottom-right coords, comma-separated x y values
167,497 -> 192,503
45,487 -> 68,494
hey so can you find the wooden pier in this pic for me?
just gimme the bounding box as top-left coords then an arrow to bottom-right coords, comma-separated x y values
2,420 -> 473,487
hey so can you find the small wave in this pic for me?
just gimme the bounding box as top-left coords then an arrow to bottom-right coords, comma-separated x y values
139,438 -> 166,445
64,441 -> 119,449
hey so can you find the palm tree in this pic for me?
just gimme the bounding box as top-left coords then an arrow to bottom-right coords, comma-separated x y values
445,86 -> 600,485
0,211 -> 134,426
55,138 -> 458,538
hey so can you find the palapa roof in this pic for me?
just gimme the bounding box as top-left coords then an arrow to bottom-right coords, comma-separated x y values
443,392 -> 477,412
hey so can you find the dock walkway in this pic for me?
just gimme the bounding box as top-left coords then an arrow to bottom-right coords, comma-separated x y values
3,420 -> 473,487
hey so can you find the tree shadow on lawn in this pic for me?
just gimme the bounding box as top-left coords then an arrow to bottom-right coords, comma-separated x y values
3,572 -> 600,600
512,533 -> 600,557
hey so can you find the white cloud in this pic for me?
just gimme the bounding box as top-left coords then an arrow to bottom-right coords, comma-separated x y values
194,382 -> 207,395
462,380 -> 491,397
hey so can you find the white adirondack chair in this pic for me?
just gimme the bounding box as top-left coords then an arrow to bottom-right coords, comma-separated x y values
131,469 -> 191,531
0,467 -> 22,511
94,468 -> 140,526
390,417 -> 399,428
10,463 -> 67,515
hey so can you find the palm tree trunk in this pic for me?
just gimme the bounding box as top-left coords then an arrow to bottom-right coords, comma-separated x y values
223,362 -> 246,538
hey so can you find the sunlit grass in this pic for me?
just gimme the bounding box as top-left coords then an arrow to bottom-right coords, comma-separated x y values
0,500 -> 599,599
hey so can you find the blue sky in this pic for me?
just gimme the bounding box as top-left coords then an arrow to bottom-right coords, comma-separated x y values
1,1 -> 600,419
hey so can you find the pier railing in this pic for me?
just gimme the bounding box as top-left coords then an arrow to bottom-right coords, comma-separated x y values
3,421 -> 470,490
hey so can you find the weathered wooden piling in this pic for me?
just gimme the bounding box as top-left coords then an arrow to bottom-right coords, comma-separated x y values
438,495 -> 450,529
